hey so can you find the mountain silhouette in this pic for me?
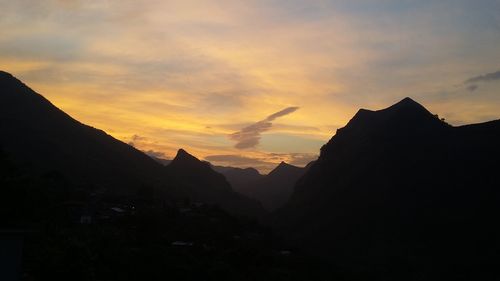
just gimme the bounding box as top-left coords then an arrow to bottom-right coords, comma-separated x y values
274,97 -> 500,280
217,162 -> 309,211
165,149 -> 265,217
252,162 -> 307,211
170,149 -> 206,168
0,71 -> 166,194
0,71 -> 262,217
167,148 -> 232,194
149,155 -> 172,166
212,166 -> 264,188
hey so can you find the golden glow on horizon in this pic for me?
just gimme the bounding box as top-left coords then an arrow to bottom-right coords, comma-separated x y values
1,1 -> 500,172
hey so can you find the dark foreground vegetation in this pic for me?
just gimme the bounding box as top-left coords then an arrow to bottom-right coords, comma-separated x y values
21,210 -> 331,281
1,151 -> 334,281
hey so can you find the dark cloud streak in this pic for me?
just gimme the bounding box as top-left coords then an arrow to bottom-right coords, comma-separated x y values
229,107 -> 299,149
466,84 -> 478,92
464,70 -> 500,92
266,107 -> 300,121
465,70 -> 500,84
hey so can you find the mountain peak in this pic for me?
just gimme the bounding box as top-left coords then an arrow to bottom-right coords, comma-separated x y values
398,96 -> 418,105
384,97 -> 440,124
0,71 -> 24,89
268,161 -> 301,177
0,70 -> 13,78
0,71 -> 23,89
173,148 -> 199,163
169,148 -> 216,172
176,148 -> 190,157
388,97 -> 427,112
343,97 -> 441,133
275,161 -> 291,170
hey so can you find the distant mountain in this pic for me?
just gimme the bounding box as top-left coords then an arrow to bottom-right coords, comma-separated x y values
0,71 -> 262,217
165,149 -> 265,217
274,98 -> 500,280
251,162 -> 307,211
213,165 -> 263,183
216,162 -> 309,211
212,165 -> 264,191
149,155 -> 172,166
0,70 -> 167,195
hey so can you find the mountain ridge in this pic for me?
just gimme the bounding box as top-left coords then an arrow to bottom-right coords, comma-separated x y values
217,161 -> 310,211
0,70 -> 167,192
0,71 -> 264,217
165,149 -> 266,217
275,97 -> 500,280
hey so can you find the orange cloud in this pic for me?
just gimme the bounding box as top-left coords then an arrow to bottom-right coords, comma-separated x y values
1,1 -> 500,172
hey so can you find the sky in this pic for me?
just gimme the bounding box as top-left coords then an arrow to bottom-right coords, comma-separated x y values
1,0 -> 500,173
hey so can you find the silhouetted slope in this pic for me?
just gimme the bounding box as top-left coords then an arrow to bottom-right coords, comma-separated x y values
0,71 -> 263,217
0,71 -> 167,194
165,149 -> 266,217
275,97 -> 500,280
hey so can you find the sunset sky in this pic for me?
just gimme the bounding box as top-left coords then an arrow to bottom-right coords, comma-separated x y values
1,0 -> 500,172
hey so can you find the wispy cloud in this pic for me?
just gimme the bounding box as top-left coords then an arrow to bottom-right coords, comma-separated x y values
464,70 -> 500,92
127,134 -> 147,146
2,0 -> 500,168
268,152 -> 318,167
465,70 -> 500,84
229,107 -> 299,149
144,150 -> 168,160
466,84 -> 478,92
